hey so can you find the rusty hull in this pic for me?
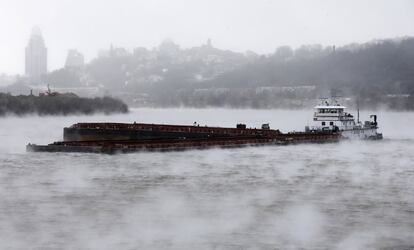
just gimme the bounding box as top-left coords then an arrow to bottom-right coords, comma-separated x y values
27,126 -> 342,154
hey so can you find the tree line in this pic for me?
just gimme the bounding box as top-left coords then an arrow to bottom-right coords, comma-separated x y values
0,93 -> 128,116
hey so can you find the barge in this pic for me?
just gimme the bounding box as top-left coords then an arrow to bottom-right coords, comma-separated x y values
26,98 -> 382,154
27,130 -> 341,153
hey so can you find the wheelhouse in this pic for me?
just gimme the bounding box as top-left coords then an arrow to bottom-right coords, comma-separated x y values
309,100 -> 357,131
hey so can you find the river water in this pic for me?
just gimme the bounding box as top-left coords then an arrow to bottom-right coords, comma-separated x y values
0,108 -> 413,250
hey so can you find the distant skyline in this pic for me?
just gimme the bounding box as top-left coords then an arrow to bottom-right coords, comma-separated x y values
0,0 -> 413,75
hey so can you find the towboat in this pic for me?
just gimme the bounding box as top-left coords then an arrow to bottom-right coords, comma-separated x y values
305,98 -> 383,140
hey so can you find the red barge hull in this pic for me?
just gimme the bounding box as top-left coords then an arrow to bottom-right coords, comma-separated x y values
27,122 -> 342,153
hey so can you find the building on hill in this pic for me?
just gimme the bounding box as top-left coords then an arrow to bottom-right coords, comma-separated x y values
65,50 -> 85,68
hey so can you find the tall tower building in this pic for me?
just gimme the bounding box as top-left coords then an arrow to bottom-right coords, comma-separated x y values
25,27 -> 47,83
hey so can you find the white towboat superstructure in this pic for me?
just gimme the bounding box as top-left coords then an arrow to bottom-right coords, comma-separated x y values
306,98 -> 383,140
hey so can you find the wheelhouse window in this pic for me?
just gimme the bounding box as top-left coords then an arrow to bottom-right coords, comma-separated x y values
330,122 -> 334,125
322,122 -> 326,126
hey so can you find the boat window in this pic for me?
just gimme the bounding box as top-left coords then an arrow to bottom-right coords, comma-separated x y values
330,122 -> 334,125
322,122 -> 325,126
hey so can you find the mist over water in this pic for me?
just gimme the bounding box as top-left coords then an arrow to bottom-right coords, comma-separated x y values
1,109 -> 414,249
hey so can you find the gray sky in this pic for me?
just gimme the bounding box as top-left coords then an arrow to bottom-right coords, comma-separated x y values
0,0 -> 413,75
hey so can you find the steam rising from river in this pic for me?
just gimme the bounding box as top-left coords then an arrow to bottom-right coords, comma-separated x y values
1,109 -> 414,249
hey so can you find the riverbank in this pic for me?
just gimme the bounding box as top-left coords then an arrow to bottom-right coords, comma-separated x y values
0,93 -> 128,116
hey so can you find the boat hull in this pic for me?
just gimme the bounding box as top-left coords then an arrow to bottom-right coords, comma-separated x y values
27,132 -> 342,154
340,128 -> 383,140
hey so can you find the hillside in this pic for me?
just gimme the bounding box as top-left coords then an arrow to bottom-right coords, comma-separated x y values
6,37 -> 414,109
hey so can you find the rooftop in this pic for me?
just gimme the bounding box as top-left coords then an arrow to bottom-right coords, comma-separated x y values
314,105 -> 347,109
